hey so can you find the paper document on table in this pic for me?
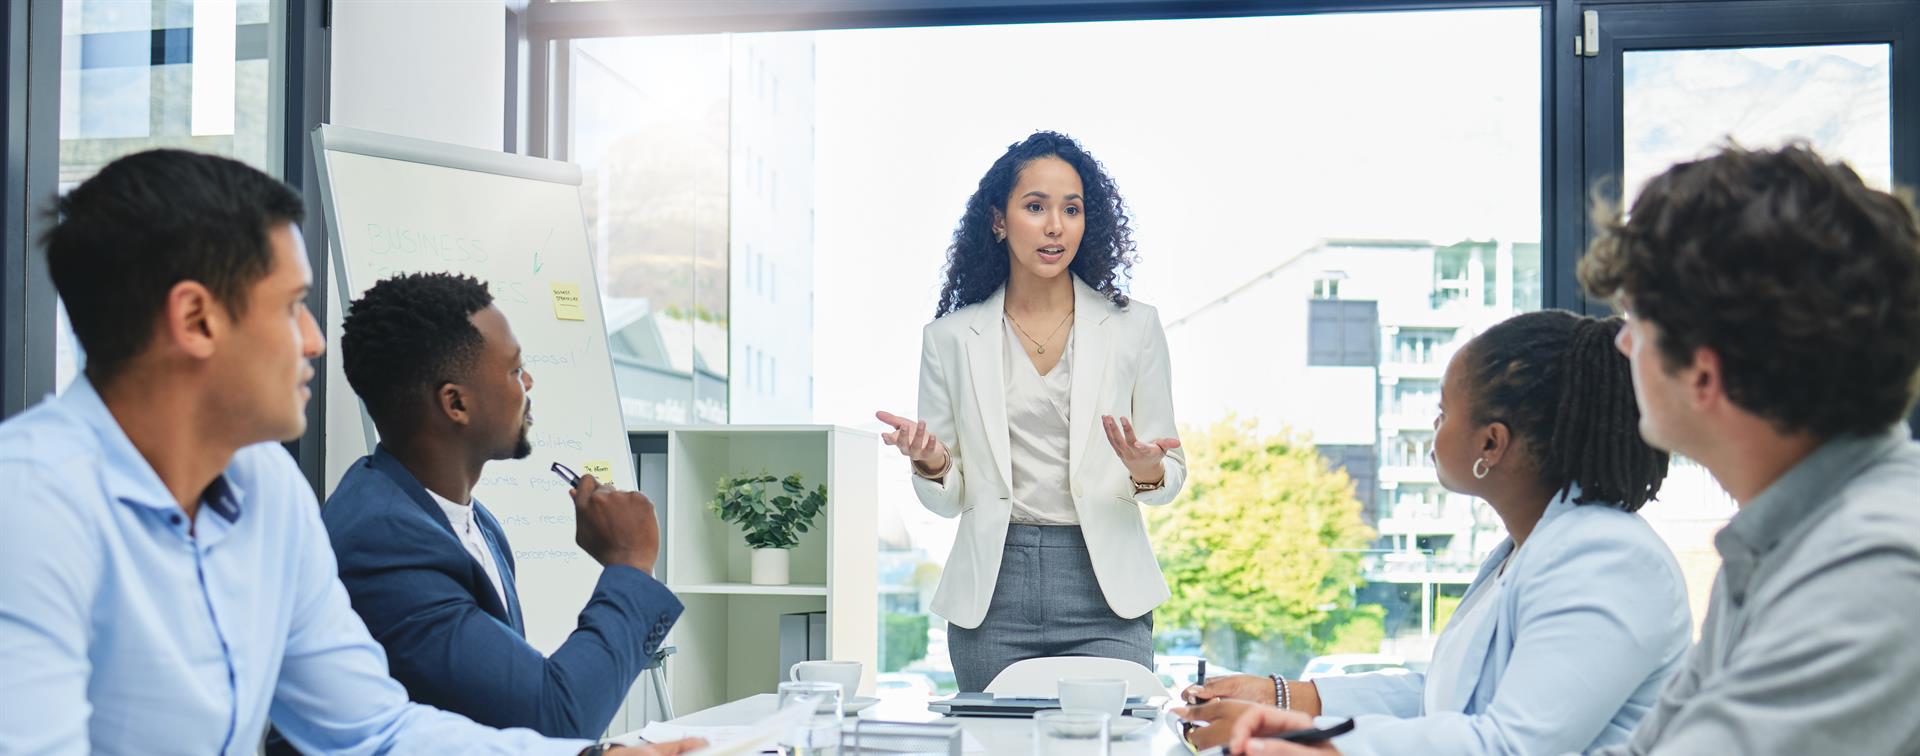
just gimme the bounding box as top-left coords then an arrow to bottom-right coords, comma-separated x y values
619,699 -> 812,756
630,722 -> 751,746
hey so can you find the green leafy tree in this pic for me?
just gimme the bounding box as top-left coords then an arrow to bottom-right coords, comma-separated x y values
1432,593 -> 1464,634
1146,418 -> 1376,664
882,613 -> 931,672
1323,604 -> 1387,654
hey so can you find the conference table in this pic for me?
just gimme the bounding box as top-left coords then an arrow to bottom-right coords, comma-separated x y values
654,692 -> 1197,755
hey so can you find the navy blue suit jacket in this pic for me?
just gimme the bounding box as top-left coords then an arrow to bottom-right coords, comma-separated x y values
321,446 -> 681,739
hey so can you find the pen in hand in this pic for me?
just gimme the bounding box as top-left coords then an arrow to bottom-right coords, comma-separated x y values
1181,658 -> 1208,738
1185,659 -> 1213,704
554,460 -> 663,575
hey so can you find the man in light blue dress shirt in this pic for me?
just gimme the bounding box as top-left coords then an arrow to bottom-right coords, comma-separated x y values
0,150 -> 698,755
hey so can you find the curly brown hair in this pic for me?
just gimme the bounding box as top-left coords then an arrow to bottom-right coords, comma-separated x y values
1579,143 -> 1920,437
934,131 -> 1135,318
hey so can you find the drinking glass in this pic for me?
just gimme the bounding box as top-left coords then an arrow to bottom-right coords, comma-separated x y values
1034,709 -> 1110,756
777,681 -> 843,755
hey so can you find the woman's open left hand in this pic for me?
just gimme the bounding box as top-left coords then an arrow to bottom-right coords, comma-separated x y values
1102,415 -> 1179,483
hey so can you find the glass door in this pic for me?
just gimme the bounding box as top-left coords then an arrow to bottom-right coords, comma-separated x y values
1577,0 -> 1920,632
1583,5 -> 1917,430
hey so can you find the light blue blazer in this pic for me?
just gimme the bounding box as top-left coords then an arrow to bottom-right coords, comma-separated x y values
1313,489 -> 1691,756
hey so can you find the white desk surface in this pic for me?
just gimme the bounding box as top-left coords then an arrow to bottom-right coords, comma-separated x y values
662,693 -> 1195,755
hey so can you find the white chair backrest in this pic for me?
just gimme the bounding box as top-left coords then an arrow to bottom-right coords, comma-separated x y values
983,657 -> 1170,700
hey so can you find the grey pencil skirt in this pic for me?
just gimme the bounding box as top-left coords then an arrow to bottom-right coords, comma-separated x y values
946,524 -> 1154,693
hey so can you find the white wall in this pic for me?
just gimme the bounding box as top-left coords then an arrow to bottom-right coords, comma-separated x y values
323,0 -> 505,491
329,0 -> 504,151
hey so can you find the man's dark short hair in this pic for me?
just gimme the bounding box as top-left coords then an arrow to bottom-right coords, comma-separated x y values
1580,143 -> 1920,437
45,150 -> 305,384
341,273 -> 495,439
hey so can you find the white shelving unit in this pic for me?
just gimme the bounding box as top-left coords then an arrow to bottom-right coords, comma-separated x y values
627,425 -> 879,716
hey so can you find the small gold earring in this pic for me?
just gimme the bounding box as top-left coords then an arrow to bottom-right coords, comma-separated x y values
994,230 -> 1005,242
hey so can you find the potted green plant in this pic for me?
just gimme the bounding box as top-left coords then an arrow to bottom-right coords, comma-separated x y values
709,473 -> 828,585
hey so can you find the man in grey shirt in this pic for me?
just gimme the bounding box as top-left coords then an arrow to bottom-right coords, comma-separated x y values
1577,143 -> 1920,756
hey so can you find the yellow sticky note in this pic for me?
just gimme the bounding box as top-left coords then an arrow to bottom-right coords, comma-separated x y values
550,283 -> 585,321
581,460 -> 614,487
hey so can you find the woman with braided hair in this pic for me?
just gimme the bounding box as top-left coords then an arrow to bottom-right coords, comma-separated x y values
1179,310 -> 1691,756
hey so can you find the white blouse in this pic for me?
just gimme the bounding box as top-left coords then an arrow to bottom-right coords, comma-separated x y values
1003,317 -> 1077,525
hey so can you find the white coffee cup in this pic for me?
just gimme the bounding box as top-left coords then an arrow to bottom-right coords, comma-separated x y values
789,660 -> 863,697
1057,678 -> 1127,718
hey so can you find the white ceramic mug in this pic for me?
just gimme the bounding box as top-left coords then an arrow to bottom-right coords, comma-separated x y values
789,660 -> 863,697
1057,678 -> 1127,718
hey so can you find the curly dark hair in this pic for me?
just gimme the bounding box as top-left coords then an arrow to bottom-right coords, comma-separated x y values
934,131 -> 1136,318
341,273 -> 495,438
46,149 -> 304,384
1580,143 -> 1920,437
1466,311 -> 1669,512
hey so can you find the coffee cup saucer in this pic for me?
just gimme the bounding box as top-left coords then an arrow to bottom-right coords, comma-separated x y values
1045,714 -> 1155,738
821,696 -> 881,714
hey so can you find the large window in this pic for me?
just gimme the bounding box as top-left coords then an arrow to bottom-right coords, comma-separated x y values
544,0 -> 1920,701
1607,35 -> 1894,633
1622,44 -> 1891,203
566,7 -> 1543,692
569,32 -> 820,427
52,0 -> 283,388
569,34 -> 734,425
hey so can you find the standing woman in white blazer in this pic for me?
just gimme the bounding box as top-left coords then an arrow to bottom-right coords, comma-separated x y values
876,131 -> 1187,692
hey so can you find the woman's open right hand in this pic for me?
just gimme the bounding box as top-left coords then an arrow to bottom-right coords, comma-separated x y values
876,411 -> 950,472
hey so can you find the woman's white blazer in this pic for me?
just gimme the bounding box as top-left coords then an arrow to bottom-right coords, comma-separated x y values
911,276 -> 1187,629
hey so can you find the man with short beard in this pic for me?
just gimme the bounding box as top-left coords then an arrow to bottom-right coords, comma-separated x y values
324,272 -> 682,740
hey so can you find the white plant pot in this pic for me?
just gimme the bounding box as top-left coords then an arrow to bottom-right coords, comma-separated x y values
750,547 -> 791,586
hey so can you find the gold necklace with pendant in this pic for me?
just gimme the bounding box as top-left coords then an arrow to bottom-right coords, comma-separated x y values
1007,306 -> 1073,355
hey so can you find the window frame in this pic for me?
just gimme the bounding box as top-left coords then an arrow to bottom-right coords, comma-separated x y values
0,0 -> 334,487
285,0 -> 333,492
515,0 -> 1567,268
517,0 -> 1575,440
7,0 -> 1916,460
515,0 -> 1920,437
1575,0 -> 1920,435
2,0 -> 59,420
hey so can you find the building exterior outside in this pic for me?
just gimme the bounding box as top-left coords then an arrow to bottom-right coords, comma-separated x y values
728,35 -> 817,425
1165,238 -> 1541,660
